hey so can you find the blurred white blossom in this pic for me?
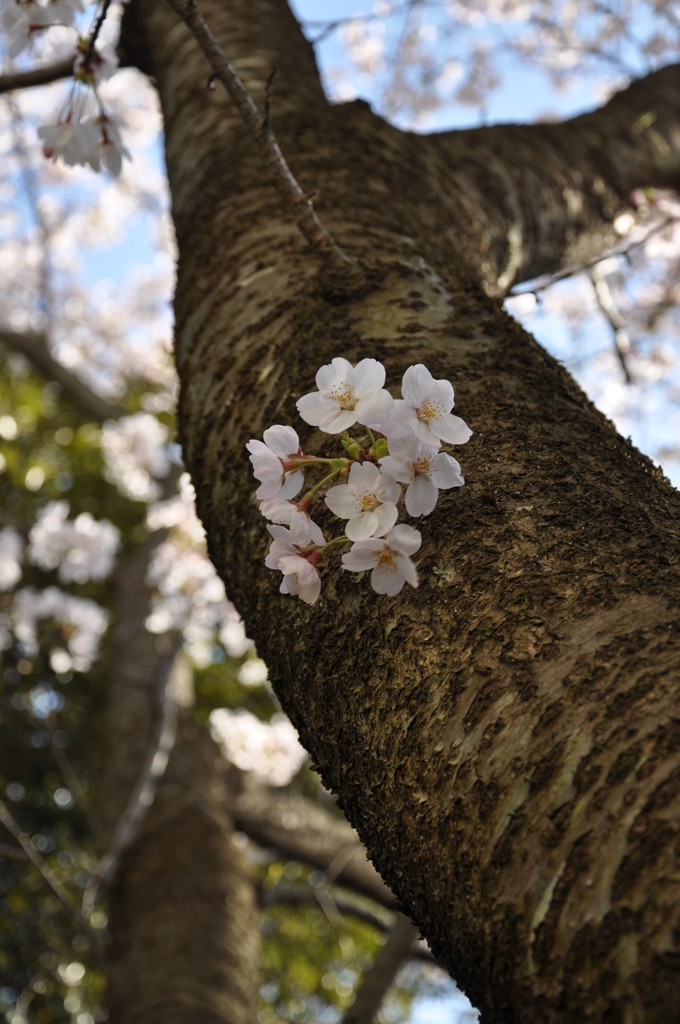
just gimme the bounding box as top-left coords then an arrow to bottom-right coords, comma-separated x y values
145,539 -> 249,667
11,586 -> 109,671
0,526 -> 23,590
28,500 -> 120,583
101,412 -> 170,501
209,708 -> 307,786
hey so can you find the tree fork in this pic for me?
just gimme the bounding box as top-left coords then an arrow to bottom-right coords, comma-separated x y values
133,0 -> 680,1019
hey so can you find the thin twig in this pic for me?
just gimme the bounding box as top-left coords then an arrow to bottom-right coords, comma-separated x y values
82,641 -> 181,915
164,0 -> 364,290
0,58 -> 74,95
83,0 -> 113,68
263,66 -> 276,132
0,797 -> 109,970
509,215 -> 680,297
45,712 -> 90,815
261,887 -> 438,963
341,913 -> 421,1024
588,268 -> 633,383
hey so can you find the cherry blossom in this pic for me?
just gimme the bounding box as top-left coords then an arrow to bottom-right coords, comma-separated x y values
246,424 -> 304,501
0,527 -> 23,591
342,524 -> 422,596
325,461 -> 400,540
84,114 -> 130,177
1,0 -> 48,58
11,587 -> 110,672
74,40 -> 119,86
28,500 -> 120,583
101,413 -> 171,501
259,498 -> 325,546
296,357 -> 394,433
382,364 -> 472,447
379,434 -> 464,517
265,523 -> 322,604
209,708 -> 307,786
38,120 -> 100,167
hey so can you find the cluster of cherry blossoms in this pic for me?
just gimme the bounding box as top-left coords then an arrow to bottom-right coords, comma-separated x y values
1,0 -> 130,174
247,358 -> 471,605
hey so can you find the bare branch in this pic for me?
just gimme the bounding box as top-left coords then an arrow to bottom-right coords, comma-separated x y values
0,797 -> 108,969
589,268 -> 633,384
342,913 -> 421,1024
82,641 -> 182,915
0,329 -> 123,422
163,0 -> 365,291
261,886 -> 439,964
231,779 -> 396,909
0,58 -> 73,96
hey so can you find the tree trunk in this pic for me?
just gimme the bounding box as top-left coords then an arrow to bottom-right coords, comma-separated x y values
94,533 -> 260,1023
131,0 -> 680,1019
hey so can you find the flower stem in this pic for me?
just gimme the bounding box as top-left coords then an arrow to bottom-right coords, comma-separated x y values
365,426 -> 377,447
300,468 -> 340,504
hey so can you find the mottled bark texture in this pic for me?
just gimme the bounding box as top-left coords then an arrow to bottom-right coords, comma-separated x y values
131,0 -> 680,1020
94,533 -> 260,1023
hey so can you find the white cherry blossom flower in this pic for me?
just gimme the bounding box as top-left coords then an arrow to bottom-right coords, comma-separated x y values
38,120 -> 100,167
297,357 -> 394,433
259,498 -> 325,546
246,425 -> 304,502
382,364 -> 472,447
265,523 -> 322,605
1,0 -> 48,58
84,114 -> 130,177
325,461 -> 400,541
342,524 -> 421,596
379,434 -> 464,517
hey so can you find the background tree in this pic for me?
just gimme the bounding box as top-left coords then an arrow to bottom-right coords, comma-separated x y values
1,1 -> 680,1023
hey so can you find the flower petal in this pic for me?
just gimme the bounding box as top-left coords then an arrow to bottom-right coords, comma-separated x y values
430,453 -> 464,488
378,454 -> 413,484
372,502 -> 398,536
346,511 -> 378,541
325,484 -> 360,519
353,358 -> 386,396
296,392 -> 338,426
371,560 -> 406,596
394,552 -> 419,589
431,414 -> 472,445
355,389 -> 394,427
320,407 -> 359,433
405,475 -> 438,517
401,364 -> 433,407
317,357 -> 353,393
263,424 -> 300,456
342,541 -> 384,572
386,524 -> 422,557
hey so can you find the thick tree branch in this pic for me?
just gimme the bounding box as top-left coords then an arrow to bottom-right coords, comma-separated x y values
341,913 -> 421,1024
162,0 -> 364,291
0,58 -> 73,95
82,641 -> 182,915
0,329 -> 122,422
428,63 -> 680,293
232,781 -> 396,909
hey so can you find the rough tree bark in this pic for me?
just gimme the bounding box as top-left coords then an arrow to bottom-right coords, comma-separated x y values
127,0 -> 680,1020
